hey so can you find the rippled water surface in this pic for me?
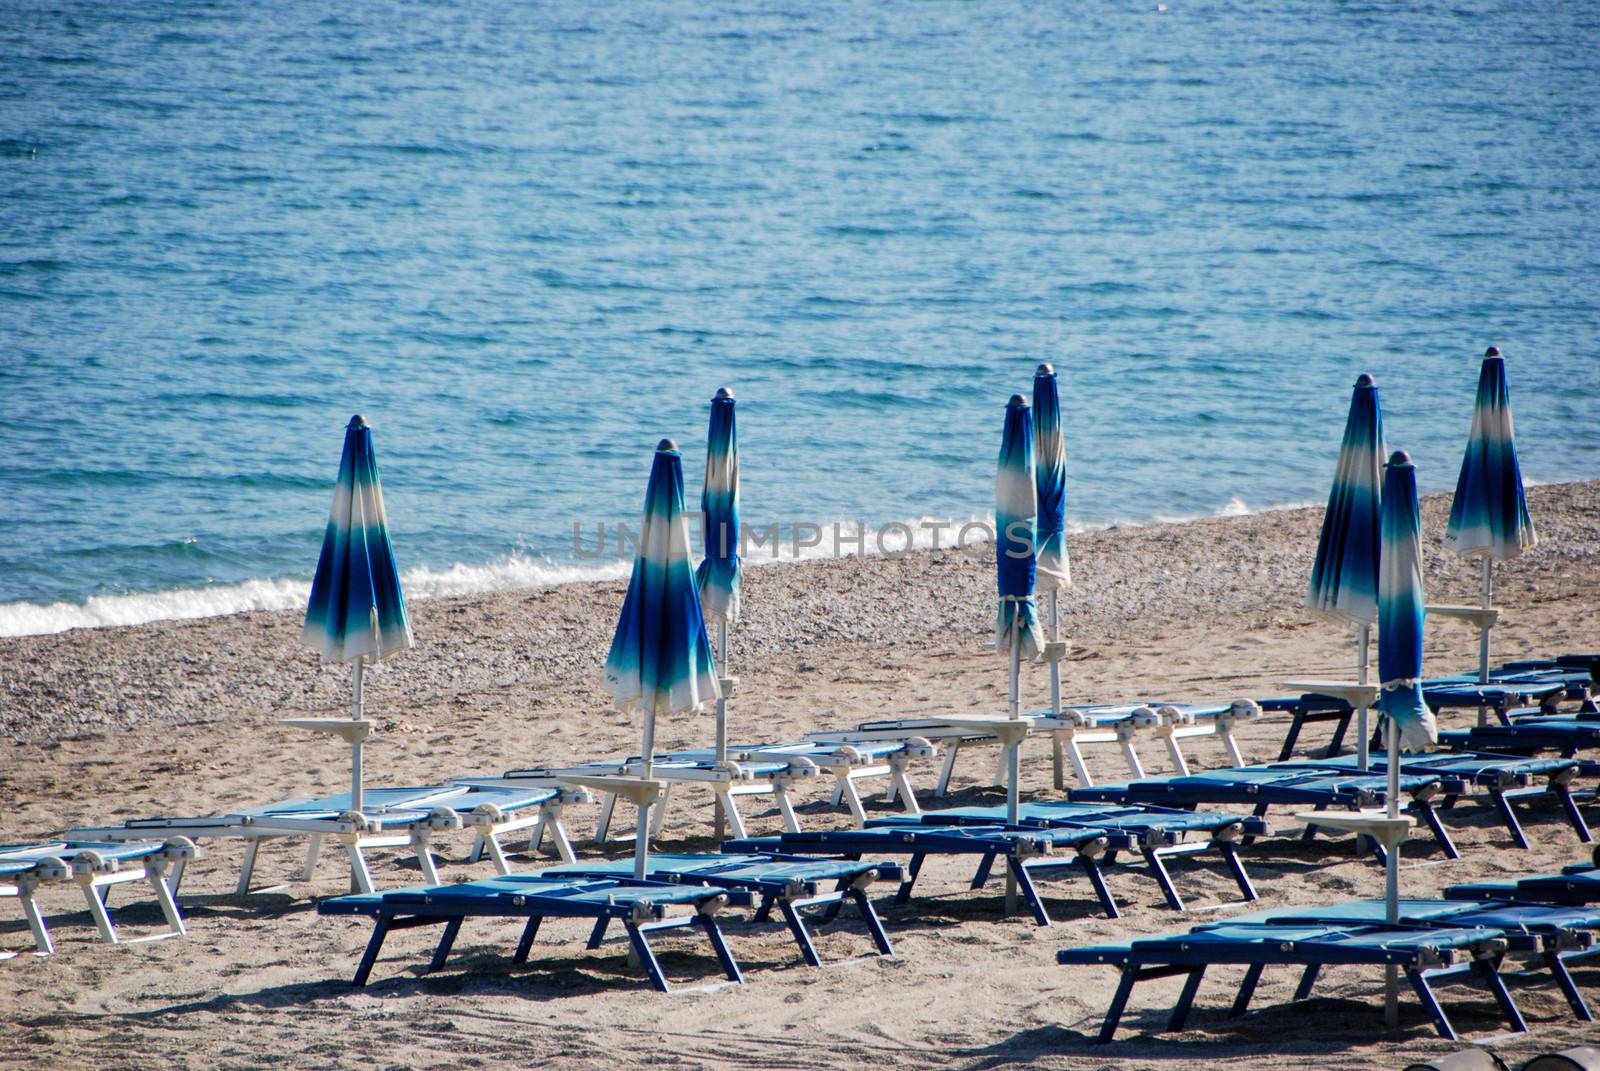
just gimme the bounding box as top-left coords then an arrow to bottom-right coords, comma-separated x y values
2,1 -> 1597,630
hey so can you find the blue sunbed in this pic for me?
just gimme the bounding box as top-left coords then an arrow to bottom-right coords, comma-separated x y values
0,839 -> 193,955
722,823 -> 1115,925
1057,921 -> 1524,1041
1221,898 -> 1600,1020
1447,866 -> 1600,908
1441,717 -> 1600,759
1269,752 -> 1594,848
867,801 -> 1266,911
318,873 -> 753,992
541,852 -> 897,965
1070,766 -> 1464,858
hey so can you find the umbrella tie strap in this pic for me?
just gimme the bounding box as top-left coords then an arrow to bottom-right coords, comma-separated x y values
1380,677 -> 1421,691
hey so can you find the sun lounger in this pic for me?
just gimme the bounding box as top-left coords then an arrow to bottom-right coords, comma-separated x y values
723,823 -> 1115,925
1057,921 -> 1525,1041
317,873 -> 751,992
1224,898 -> 1600,1020
869,801 -> 1266,911
1270,752 -> 1594,849
73,782 -> 584,895
0,839 -> 193,956
541,852 -> 897,965
1441,717 -> 1600,759
813,701 -> 1263,794
1447,867 -> 1600,908
1071,765 -> 1464,858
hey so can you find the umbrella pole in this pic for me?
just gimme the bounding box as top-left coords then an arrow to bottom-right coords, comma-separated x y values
1384,714 -> 1400,1026
351,656 -> 365,814
636,712 -> 656,880
1005,625 -> 1021,915
1356,624 -> 1370,770
1048,593 -> 1061,717
714,621 -> 729,839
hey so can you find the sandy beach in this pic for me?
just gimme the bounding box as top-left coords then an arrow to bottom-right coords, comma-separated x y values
1,480 -> 1597,1071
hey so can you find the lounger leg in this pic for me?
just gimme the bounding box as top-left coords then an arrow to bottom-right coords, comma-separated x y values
896,854 -> 925,904
1164,735 -> 1190,777
146,867 -> 187,936
699,915 -> 743,983
1010,860 -> 1051,926
483,832 -> 513,875
1409,968 -> 1456,1040
829,781 -> 843,807
1120,737 -> 1146,779
776,786 -> 802,834
971,852 -> 997,889
513,916 -> 542,963
779,901 -> 822,967
1066,738 -> 1094,789
1293,964 -> 1319,1001
651,784 -> 673,836
1052,737 -> 1066,790
168,857 -> 188,895
1477,958 -> 1528,1033
1548,952 -> 1594,1021
1167,967 -> 1207,1032
722,791 -> 750,840
353,918 -> 392,987
753,893 -> 775,923
1325,710 -> 1351,758
1081,857 -> 1120,920
20,893 -> 53,955
345,844 -> 377,895
546,816 -> 577,864
596,793 -> 618,843
853,889 -> 894,956
892,768 -> 921,815
587,917 -> 609,949
425,918 -> 463,975
1219,843 -> 1258,902
1230,963 -> 1265,1017
1490,790 -> 1531,850
237,839 -> 262,895
1220,728 -> 1245,769
1277,712 -> 1305,762
839,777 -> 868,827
1141,848 -> 1185,912
82,884 -> 118,944
467,832 -> 487,865
415,836 -> 443,886
1555,784 -> 1593,843
301,835 -> 324,881
937,743 -> 961,797
1414,801 -> 1460,860
1098,968 -> 1139,1043
624,924 -> 671,992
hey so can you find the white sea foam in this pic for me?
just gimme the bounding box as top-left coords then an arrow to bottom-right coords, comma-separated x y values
0,497 -> 1317,638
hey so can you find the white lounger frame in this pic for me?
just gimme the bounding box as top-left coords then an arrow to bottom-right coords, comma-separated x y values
1,840 -> 192,957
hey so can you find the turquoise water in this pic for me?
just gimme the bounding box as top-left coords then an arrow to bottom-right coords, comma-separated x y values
3,1 -> 1597,633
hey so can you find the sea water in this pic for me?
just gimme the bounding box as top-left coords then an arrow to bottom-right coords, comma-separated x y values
2,0 -> 1597,635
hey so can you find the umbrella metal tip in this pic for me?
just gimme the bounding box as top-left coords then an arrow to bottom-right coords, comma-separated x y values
1355,372 -> 1375,387
1008,393 -> 1027,406
348,414 -> 368,427
1035,362 -> 1054,376
1389,449 -> 1412,466
657,437 -> 678,451
714,386 -> 734,400
1484,345 -> 1502,359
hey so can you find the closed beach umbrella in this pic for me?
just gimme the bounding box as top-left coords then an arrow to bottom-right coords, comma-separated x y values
1378,450 -> 1438,757
997,395 -> 1042,825
300,414 -> 414,813
1305,373 -> 1385,766
1032,365 -> 1069,725
605,439 -> 720,877
695,388 -> 740,766
1444,347 -> 1536,683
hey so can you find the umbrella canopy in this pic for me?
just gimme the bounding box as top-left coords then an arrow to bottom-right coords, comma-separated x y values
1032,364 -> 1070,593
1444,347 -> 1536,561
1377,450 -> 1438,753
996,395 -> 1042,662
1306,374 -> 1385,626
605,439 -> 721,721
301,415 -> 413,664
695,387 -> 741,627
